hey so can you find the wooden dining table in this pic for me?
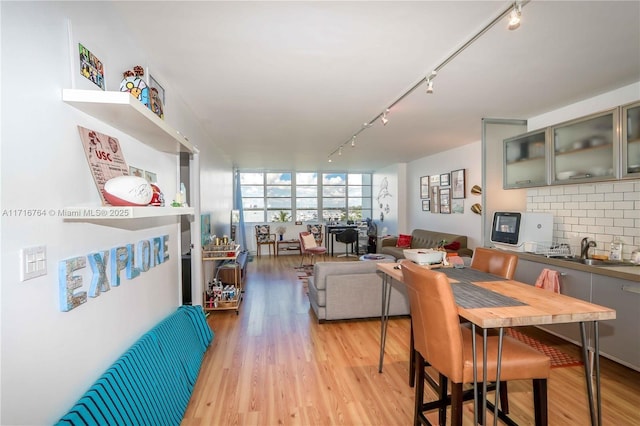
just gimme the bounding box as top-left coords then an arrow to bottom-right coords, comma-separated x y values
376,262 -> 616,426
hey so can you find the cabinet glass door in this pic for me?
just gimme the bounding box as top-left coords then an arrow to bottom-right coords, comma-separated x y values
503,129 -> 547,188
551,109 -> 618,184
622,101 -> 640,178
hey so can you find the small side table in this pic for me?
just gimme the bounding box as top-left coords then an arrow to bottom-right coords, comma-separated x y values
276,239 -> 301,256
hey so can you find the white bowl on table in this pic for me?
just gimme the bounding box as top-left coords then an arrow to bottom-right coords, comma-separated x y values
403,248 -> 444,265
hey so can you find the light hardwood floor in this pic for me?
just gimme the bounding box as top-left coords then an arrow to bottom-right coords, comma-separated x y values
182,255 -> 640,425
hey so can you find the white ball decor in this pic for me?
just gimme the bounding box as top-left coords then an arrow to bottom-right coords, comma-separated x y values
103,175 -> 153,206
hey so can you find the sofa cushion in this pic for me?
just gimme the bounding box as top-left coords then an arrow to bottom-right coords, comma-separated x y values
302,233 -> 317,248
396,234 -> 412,248
312,261 -> 380,290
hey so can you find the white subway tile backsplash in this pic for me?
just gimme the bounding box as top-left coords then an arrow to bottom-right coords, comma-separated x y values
595,183 -> 614,193
605,210 -> 624,218
623,190 -> 640,201
604,192 -> 624,201
578,185 -> 596,194
526,179 -> 640,260
563,186 -> 580,195
613,181 -> 635,192
613,201 -> 635,210
595,217 -> 614,227
586,193 -> 605,202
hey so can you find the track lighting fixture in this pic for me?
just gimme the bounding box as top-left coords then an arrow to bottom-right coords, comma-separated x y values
381,110 -> 389,126
425,70 -> 437,94
326,1 -> 527,161
328,157 -> 332,163
508,1 -> 522,30
426,79 -> 434,94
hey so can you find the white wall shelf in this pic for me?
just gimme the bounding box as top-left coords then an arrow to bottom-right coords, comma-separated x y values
62,89 -> 196,154
61,206 -> 194,220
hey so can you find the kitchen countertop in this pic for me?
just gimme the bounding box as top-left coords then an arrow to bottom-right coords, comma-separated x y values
516,252 -> 640,282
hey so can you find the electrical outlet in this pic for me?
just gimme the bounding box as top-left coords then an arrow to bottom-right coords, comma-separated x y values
20,246 -> 47,281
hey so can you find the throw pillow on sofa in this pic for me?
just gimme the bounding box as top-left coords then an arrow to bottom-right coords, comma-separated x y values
396,234 -> 412,248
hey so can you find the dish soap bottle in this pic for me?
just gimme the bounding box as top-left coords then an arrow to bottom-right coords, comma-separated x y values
609,239 -> 623,261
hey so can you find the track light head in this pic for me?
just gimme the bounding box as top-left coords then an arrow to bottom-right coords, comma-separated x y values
351,136 -> 356,147
426,79 -> 434,94
508,2 -> 522,30
381,110 -> 389,126
338,147 -> 343,156
328,157 -> 332,163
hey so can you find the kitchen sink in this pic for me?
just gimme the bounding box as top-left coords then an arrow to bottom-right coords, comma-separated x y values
562,258 -> 637,267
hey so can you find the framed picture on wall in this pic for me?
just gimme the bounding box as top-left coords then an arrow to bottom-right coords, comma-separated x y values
451,169 -> 466,199
439,172 -> 450,187
452,199 -> 464,214
422,199 -> 430,211
430,185 -> 439,213
420,176 -> 430,199
439,187 -> 451,214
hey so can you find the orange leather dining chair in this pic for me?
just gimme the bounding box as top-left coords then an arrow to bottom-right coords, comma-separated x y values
401,261 -> 550,426
299,231 -> 327,266
408,247 -> 519,389
470,247 -> 519,280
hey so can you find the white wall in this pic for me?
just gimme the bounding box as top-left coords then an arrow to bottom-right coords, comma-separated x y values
373,164 -> 404,236
0,2 -> 231,424
406,142 -> 483,250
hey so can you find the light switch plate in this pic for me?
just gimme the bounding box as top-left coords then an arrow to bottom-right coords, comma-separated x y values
20,246 -> 47,281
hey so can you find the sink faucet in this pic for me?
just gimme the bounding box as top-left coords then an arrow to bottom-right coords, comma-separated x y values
580,237 -> 597,259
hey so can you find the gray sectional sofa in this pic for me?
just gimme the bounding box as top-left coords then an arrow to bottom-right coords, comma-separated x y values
379,229 -> 473,259
307,260 -> 410,322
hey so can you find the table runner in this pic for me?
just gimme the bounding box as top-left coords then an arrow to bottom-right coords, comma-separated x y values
439,268 -> 526,309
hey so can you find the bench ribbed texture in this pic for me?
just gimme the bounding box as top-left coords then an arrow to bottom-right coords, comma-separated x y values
56,305 -> 213,426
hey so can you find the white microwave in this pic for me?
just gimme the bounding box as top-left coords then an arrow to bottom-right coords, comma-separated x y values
490,212 -> 553,252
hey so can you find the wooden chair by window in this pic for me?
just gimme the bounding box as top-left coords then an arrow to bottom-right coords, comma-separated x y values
470,247 -> 519,279
254,224 -> 276,257
299,231 -> 327,266
401,262 -> 550,426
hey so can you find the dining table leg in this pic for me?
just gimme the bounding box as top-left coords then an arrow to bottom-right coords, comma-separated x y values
472,324 -> 479,426
580,321 -> 602,426
378,273 -> 393,373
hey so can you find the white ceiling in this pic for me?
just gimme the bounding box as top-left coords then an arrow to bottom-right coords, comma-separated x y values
114,1 -> 640,172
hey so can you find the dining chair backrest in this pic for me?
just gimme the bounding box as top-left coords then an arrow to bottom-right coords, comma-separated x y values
401,261 -> 465,382
470,247 -> 518,280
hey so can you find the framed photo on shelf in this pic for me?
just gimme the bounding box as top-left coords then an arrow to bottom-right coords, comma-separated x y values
420,176 -> 430,199
439,172 -> 450,187
144,170 -> 157,183
129,166 -> 144,178
439,187 -> 451,214
451,169 -> 466,199
148,74 -> 165,105
422,199 -> 430,211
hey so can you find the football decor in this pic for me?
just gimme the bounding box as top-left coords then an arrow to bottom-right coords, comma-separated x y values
103,176 -> 153,206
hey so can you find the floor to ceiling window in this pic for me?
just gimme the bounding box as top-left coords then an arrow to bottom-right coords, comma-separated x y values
239,171 -> 372,223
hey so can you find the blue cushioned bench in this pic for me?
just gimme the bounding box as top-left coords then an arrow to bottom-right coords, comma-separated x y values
56,305 -> 213,426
